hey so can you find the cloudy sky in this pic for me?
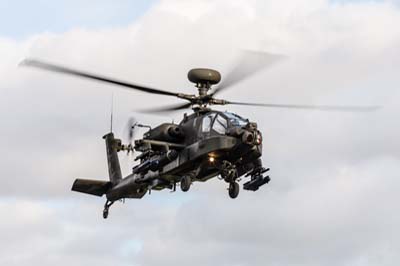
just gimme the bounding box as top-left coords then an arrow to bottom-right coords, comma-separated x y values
1,0 -> 399,265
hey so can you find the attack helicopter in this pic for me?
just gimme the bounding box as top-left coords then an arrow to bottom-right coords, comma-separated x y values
21,54 -> 379,218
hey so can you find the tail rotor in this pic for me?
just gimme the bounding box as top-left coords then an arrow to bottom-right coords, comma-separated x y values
124,117 -> 138,156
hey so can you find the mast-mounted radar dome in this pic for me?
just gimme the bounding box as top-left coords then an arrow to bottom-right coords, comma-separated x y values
188,68 -> 221,87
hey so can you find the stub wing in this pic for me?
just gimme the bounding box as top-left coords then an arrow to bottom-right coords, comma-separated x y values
71,178 -> 112,197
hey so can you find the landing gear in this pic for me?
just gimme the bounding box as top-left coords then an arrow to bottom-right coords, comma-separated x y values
180,175 -> 191,192
228,182 -> 239,199
221,160 -> 238,183
220,161 -> 240,199
103,200 -> 114,219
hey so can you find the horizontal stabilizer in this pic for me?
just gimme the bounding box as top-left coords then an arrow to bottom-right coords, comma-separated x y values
71,178 -> 112,197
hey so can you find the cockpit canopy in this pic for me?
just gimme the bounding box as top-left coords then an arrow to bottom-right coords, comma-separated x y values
179,110 -> 251,144
201,111 -> 249,135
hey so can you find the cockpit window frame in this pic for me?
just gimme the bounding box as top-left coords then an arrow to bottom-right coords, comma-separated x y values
201,113 -> 217,133
212,114 -> 228,135
222,112 -> 249,127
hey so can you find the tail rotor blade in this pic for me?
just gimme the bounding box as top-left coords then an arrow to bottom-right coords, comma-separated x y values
122,117 -> 138,156
124,117 -> 138,144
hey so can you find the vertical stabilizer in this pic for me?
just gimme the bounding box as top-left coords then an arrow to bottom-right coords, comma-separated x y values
103,132 -> 122,184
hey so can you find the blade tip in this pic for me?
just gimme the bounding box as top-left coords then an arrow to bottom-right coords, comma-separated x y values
18,58 -> 36,68
18,59 -> 29,67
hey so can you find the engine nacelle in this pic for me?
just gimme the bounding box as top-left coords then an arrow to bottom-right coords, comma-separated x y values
143,123 -> 185,143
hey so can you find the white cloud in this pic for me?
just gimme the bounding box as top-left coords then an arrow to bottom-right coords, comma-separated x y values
0,0 -> 399,265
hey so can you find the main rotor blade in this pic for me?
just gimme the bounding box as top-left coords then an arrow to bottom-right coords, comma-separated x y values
20,59 -> 180,97
138,102 -> 192,113
226,101 -> 381,112
212,50 -> 284,96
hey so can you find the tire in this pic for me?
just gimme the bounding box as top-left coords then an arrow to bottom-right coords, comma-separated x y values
103,209 -> 108,219
228,182 -> 239,199
180,176 -> 191,192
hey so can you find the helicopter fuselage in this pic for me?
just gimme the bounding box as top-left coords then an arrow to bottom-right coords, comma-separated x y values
102,109 -> 268,202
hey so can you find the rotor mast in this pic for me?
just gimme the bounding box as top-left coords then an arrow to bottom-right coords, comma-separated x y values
196,82 -> 211,98
187,68 -> 222,109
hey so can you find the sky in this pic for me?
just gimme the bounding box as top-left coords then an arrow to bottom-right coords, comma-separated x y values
0,0 -> 156,38
1,0 -> 400,265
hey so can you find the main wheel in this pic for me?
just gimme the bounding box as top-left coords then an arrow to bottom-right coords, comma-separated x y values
228,182 -> 239,199
180,176 -> 191,192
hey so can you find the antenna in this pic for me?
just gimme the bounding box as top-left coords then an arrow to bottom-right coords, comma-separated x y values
110,92 -> 114,133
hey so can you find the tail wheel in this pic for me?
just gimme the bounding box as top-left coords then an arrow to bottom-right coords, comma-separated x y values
180,176 -> 191,192
102,200 -> 114,219
103,209 -> 109,219
228,182 -> 240,199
